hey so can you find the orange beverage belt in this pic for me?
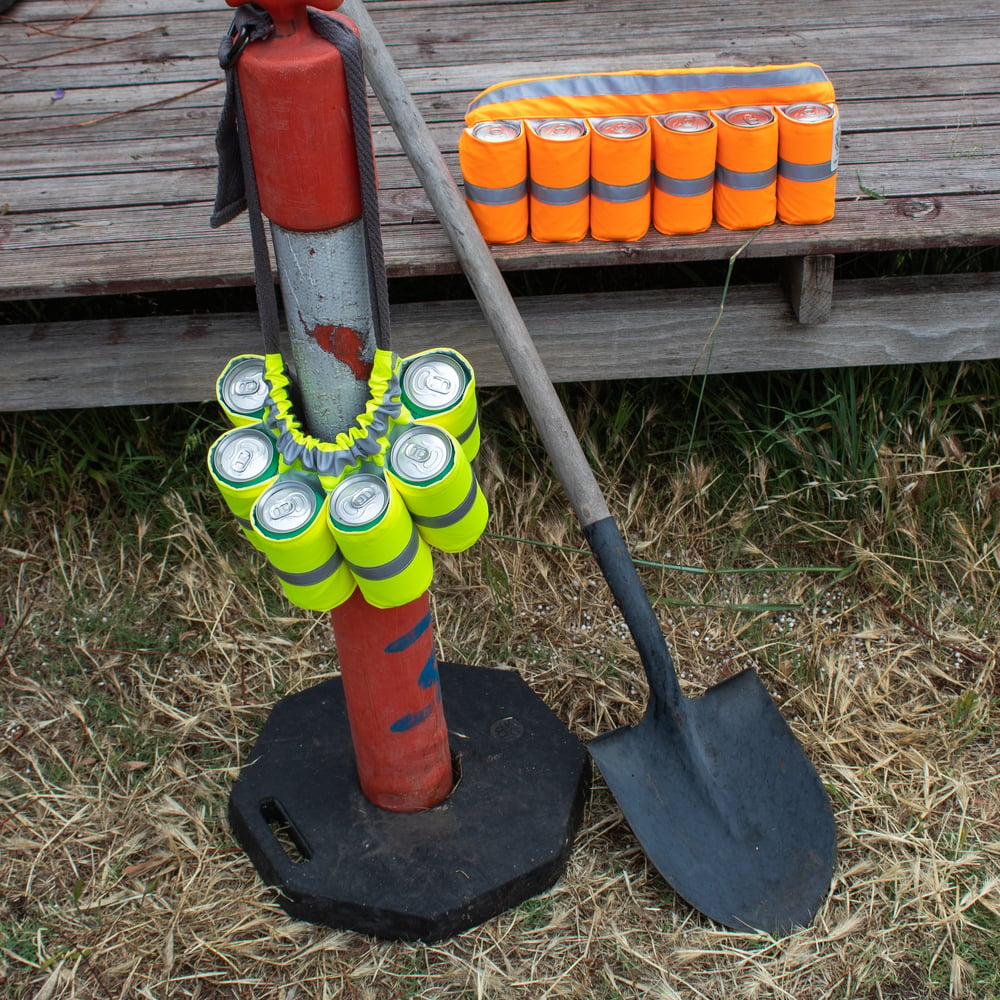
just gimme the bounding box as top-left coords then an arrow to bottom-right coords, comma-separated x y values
458,62 -> 839,244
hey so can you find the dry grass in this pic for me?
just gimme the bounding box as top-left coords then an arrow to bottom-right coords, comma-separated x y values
2,381 -> 998,1000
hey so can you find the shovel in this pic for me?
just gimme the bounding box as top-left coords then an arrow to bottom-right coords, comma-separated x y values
342,0 -> 836,934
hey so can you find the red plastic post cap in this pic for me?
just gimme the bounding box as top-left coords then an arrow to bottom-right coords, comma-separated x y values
226,0 -> 343,32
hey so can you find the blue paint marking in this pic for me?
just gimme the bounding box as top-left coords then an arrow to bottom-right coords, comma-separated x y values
384,611 -> 432,654
390,702 -> 435,733
418,653 -> 439,690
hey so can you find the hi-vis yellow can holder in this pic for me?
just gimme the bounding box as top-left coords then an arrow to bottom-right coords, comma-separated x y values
252,472 -> 357,612
209,345 -> 489,613
458,61 -> 838,243
327,467 -> 435,610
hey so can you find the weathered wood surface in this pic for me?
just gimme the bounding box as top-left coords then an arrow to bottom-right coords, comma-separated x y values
1,0 -> 999,410
6,272 -> 999,411
2,0 -> 999,301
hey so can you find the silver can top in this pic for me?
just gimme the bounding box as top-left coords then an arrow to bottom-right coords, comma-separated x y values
389,425 -> 454,484
212,426 -> 275,483
593,116 -> 648,138
529,118 -> 587,141
657,111 -> 712,134
220,356 -> 269,415
256,479 -> 319,535
471,120 -> 522,142
402,353 -> 466,412
783,102 -> 834,123
329,473 -> 390,528
721,106 -> 775,128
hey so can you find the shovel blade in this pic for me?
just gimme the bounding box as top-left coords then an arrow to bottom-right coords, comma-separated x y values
589,668 -> 836,934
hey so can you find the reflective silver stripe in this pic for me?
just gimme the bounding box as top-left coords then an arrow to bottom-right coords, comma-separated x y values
410,477 -> 478,530
272,547 -> 345,588
715,164 -> 778,190
591,176 -> 652,203
654,169 -> 715,197
346,524 -> 421,581
778,158 -> 836,182
529,179 -> 590,206
463,179 -> 528,206
456,408 -> 478,445
469,65 -> 830,114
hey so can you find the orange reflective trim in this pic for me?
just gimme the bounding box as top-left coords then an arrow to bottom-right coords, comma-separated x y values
776,104 -> 840,225
711,109 -> 778,231
651,114 -> 717,236
526,119 -> 591,243
458,124 -> 529,244
589,118 -> 652,242
465,63 -> 835,126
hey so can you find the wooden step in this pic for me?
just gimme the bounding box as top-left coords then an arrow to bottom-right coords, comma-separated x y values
5,271 -> 998,412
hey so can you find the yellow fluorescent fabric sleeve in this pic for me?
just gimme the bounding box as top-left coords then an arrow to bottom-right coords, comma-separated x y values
465,63 -> 835,126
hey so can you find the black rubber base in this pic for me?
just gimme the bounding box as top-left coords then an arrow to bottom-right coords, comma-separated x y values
228,662 -> 590,942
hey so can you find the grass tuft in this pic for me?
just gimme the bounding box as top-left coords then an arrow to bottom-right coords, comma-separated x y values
2,354 -> 999,999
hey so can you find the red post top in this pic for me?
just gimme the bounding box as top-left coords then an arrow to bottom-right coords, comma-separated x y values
226,0 -> 364,232
227,0 -> 344,36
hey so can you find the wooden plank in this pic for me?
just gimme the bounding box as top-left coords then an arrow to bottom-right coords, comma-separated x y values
3,271 -> 998,411
784,255 -> 835,324
2,193 -> 1000,302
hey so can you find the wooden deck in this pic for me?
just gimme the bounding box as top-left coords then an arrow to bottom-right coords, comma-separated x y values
2,0 -> 999,410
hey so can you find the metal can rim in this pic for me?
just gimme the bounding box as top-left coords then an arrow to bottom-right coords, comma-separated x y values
329,473 -> 391,530
211,426 -> 276,485
255,479 -> 321,536
592,116 -> 649,138
402,353 -> 467,413
782,102 -> 834,123
656,111 -> 712,134
470,119 -> 523,141
528,118 -> 587,140
389,425 -> 455,485
721,106 -> 775,127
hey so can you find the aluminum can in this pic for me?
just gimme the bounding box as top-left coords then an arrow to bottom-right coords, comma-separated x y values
207,424 -> 280,549
470,119 -> 522,142
386,425 -> 489,553
216,354 -> 270,427
592,116 -> 648,139
529,118 -> 587,141
327,469 -> 434,609
656,111 -> 712,134
783,102 -> 834,123
252,473 -> 355,612
400,348 -> 480,461
721,106 -> 775,128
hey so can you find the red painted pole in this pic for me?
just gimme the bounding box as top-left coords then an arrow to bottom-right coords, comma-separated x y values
332,590 -> 453,811
227,0 -> 452,811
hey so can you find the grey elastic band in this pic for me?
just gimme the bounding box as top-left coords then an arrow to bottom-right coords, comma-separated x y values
778,158 -> 836,182
463,179 -> 528,206
654,169 -> 715,197
346,524 -> 422,581
591,175 -> 652,203
715,163 -> 778,190
530,179 -> 590,206
272,547 -> 345,588
410,477 -> 479,530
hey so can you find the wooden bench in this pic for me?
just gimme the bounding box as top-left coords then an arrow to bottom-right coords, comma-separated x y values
2,0 -> 998,411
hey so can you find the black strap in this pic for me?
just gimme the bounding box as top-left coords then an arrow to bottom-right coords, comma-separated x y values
214,5 -> 391,356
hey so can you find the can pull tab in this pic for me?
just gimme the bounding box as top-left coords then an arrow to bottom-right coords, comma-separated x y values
235,377 -> 261,398
350,486 -> 379,510
269,493 -> 306,521
414,370 -> 455,398
403,442 -> 432,465
232,447 -> 253,474
226,0 -> 343,34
